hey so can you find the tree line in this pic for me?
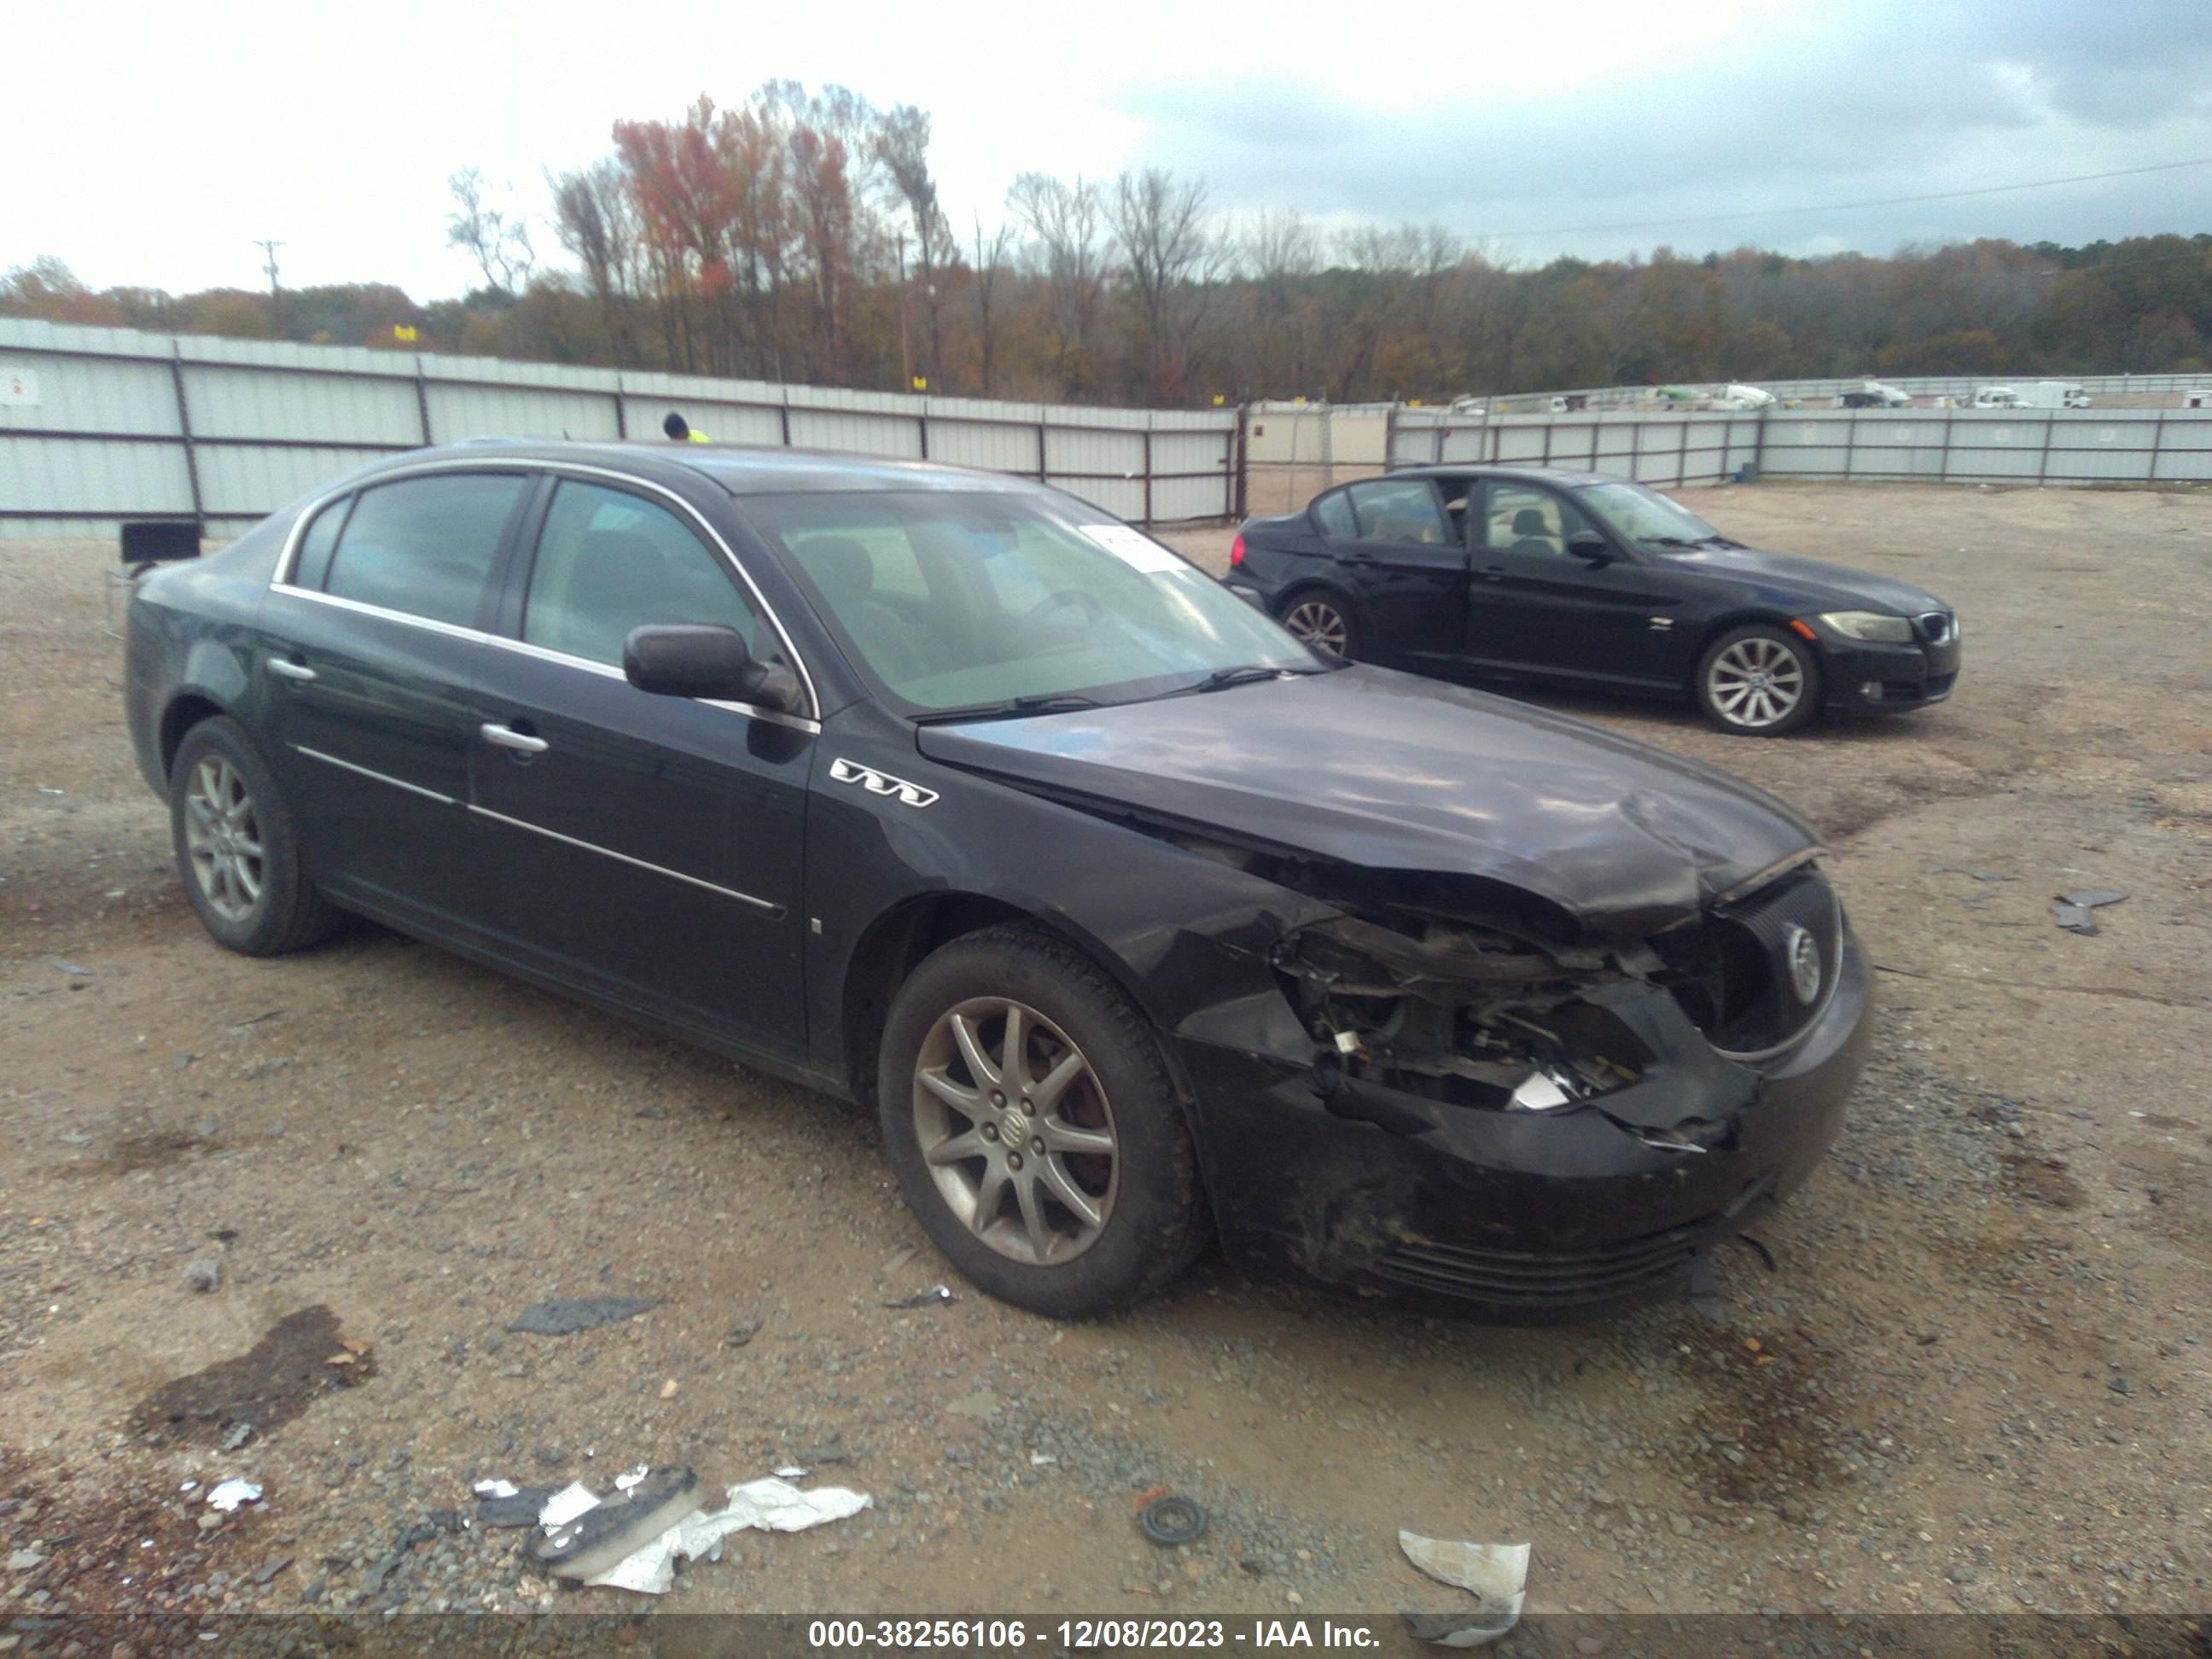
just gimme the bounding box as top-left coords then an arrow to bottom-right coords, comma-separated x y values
7,80 -> 2212,405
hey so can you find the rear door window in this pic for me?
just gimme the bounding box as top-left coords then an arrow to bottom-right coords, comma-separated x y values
289,496 -> 352,591
1311,489 -> 1356,539
1345,479 -> 1449,545
322,473 -> 527,627
521,480 -> 760,667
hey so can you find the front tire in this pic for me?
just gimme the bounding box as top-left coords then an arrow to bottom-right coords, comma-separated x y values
1279,589 -> 1359,660
1695,625 -> 1822,736
877,925 -> 1208,1318
170,716 -> 339,955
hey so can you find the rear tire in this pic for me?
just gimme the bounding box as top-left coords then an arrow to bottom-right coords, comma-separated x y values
877,924 -> 1208,1318
170,716 -> 340,955
1695,624 -> 1822,736
1278,588 -> 1359,660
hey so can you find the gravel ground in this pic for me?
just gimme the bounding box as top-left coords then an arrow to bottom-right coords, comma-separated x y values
1,481 -> 2207,1633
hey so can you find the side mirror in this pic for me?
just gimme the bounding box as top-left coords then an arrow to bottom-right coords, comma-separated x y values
623,624 -> 800,712
1567,530 -> 1613,565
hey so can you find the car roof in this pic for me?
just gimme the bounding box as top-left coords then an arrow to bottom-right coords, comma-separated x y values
362,439 -> 1039,498
1385,464 -> 1621,489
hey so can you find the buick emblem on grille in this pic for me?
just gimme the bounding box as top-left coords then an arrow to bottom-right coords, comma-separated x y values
1783,923 -> 1822,1004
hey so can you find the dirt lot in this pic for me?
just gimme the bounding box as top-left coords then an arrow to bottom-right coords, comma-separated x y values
2,482 -> 2209,1633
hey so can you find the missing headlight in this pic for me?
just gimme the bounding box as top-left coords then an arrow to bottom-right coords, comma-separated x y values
1276,915 -> 1653,1111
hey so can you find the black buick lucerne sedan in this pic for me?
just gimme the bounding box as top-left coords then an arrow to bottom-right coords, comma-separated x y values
1227,466 -> 1961,735
126,442 -> 1871,1320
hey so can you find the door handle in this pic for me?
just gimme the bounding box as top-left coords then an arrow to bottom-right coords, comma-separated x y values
266,657 -> 317,682
479,723 -> 550,755
1478,567 -> 1506,583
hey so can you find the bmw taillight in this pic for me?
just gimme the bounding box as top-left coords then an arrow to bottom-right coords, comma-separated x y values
1229,533 -> 1245,568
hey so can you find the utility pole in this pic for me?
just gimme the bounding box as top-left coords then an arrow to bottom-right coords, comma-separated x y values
254,239 -> 285,336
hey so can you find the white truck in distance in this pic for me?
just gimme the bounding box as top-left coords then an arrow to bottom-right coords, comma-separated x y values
1976,381 -> 2091,410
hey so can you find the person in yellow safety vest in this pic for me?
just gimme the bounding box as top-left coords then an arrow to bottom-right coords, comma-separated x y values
661,412 -> 712,443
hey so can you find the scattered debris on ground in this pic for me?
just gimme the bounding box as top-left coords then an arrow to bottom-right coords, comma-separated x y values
1399,1534 -> 1529,1647
504,1296 -> 661,1336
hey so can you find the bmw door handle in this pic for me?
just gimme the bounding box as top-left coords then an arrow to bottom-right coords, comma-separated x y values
479,723 -> 550,755
1477,566 -> 1506,583
266,656 -> 317,682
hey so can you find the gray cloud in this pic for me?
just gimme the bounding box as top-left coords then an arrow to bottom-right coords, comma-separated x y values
1113,0 -> 2212,257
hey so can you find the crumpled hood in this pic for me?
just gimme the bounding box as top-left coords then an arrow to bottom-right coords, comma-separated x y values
1663,544 -> 1947,615
916,666 -> 1820,935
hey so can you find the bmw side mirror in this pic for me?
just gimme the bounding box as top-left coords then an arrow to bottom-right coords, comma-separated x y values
623,624 -> 800,712
1567,530 -> 1613,566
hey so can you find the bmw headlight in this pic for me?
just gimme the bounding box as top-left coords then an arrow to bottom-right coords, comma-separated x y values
1815,610 -> 1914,643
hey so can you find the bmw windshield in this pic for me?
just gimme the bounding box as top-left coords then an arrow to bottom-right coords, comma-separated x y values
742,492 -> 1321,715
1576,481 -> 1738,550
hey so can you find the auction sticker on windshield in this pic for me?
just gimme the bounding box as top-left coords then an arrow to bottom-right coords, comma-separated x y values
1080,524 -> 1183,573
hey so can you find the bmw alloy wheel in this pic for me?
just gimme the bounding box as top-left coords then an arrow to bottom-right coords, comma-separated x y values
1705,636 -> 1807,731
911,997 -> 1120,1266
1284,597 -> 1349,656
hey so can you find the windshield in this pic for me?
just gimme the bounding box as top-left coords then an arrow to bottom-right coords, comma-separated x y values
1575,480 -> 1725,550
742,491 -> 1319,713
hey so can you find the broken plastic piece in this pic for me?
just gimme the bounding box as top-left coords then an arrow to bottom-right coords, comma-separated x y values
1404,1612 -> 1515,1649
529,1467 -> 703,1582
504,1296 -> 660,1336
2059,889 -> 2124,909
1508,1070 -> 1572,1112
614,1464 -> 649,1492
772,1465 -> 807,1480
474,1479 -> 520,1499
885,1284 -> 957,1308
1398,1534 -> 1529,1647
2052,901 -> 2098,935
206,1479 -> 263,1512
568,1476 -> 876,1594
537,1481 -> 602,1529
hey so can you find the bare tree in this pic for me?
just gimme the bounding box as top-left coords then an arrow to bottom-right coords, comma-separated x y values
1239,209 -> 1322,393
548,160 -> 641,357
971,215 -> 1014,396
1107,168 -> 1214,400
445,167 -> 536,295
1007,172 -> 1113,397
877,105 -> 953,384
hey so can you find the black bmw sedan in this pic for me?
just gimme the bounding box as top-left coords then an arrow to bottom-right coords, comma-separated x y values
126,442 -> 1871,1321
1227,466 -> 1961,736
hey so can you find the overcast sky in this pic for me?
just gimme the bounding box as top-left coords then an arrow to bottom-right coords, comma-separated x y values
7,0 -> 2210,301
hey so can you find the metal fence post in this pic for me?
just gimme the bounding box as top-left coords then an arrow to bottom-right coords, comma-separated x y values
167,344 -> 206,530
1940,407 -> 1953,484
1842,410 -> 1857,482
1231,405 -> 1248,521
778,392 -> 793,448
612,376 -> 627,439
1755,405 -> 1770,478
1036,417 -> 1049,484
917,402 -> 930,462
1630,417 -> 1642,481
1541,418 -> 1553,468
414,356 -> 434,445
2036,415 -> 2052,488
1142,428 -> 1154,526
1382,404 -> 1398,475
2150,410 -> 2168,485
1433,421 -> 1444,465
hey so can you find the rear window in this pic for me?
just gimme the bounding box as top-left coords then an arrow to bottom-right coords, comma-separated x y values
322,473 -> 528,628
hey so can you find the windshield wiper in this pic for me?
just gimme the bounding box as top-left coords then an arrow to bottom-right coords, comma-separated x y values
1167,664 -> 1318,696
911,692 -> 1103,725
1696,534 -> 1745,550
1639,535 -> 1701,549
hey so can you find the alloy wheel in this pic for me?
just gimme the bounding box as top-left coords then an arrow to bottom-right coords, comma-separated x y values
1706,637 -> 1807,730
1284,598 -> 1349,656
911,997 -> 1119,1266
183,755 -> 265,923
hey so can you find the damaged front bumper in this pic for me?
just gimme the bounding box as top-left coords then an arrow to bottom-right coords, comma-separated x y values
1173,901 -> 1872,1322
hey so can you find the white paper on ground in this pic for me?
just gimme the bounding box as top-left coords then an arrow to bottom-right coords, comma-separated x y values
1397,1534 -> 1530,1646
1078,524 -> 1184,574
206,1479 -> 262,1512
538,1481 -> 602,1530
473,1479 -> 520,1499
579,1479 -> 876,1594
